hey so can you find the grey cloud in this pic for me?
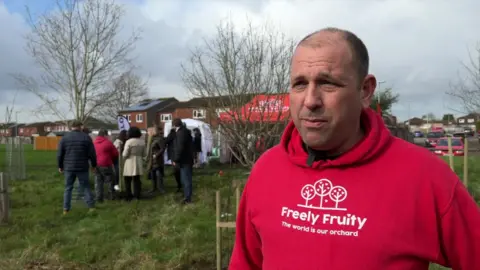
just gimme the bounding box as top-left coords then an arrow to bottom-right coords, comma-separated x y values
2,0 -> 480,122
0,4 -> 34,93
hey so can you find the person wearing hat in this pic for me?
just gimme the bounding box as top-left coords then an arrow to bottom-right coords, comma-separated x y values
172,118 -> 194,204
57,120 -> 96,214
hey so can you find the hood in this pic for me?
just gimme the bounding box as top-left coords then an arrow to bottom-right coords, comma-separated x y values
281,108 -> 392,169
94,136 -> 108,144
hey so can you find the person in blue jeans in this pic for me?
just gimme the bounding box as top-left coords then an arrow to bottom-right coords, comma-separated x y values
171,119 -> 194,204
73,127 -> 93,201
57,120 -> 97,214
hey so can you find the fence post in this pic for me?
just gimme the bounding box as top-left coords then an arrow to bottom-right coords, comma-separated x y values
216,191 -> 222,270
0,172 -> 9,224
235,187 -> 240,215
447,137 -> 454,171
463,138 -> 469,187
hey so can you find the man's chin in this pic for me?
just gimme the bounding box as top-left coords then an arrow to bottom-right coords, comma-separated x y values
302,135 -> 331,151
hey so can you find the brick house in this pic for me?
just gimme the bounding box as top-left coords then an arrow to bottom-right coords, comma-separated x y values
44,121 -> 69,133
118,98 -> 178,130
43,117 -> 112,133
456,113 -> 480,125
9,123 -> 26,137
21,121 -> 51,137
0,123 -> 13,137
156,96 -> 239,130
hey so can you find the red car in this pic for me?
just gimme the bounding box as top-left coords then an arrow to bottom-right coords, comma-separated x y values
425,131 -> 443,147
434,137 -> 464,156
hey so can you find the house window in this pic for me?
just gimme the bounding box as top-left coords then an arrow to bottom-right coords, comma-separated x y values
161,114 -> 172,122
126,114 -> 131,122
459,119 -> 465,123
193,109 -> 206,119
136,114 -> 143,123
19,128 -> 24,133
216,108 -> 230,116
46,126 -> 51,132
467,118 -> 474,123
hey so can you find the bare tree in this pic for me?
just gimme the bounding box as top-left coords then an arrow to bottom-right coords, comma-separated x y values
181,19 -> 294,167
12,0 -> 140,124
3,90 -> 18,124
447,43 -> 480,113
95,69 -> 149,122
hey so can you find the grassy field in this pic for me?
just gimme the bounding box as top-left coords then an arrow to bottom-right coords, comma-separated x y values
0,144 -> 478,270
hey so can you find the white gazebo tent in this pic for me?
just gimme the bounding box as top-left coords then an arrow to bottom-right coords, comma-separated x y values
163,118 -> 213,165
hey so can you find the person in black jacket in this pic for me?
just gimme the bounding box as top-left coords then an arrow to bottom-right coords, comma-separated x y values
172,119 -> 194,204
165,128 -> 182,192
192,128 -> 202,167
57,120 -> 96,214
147,126 -> 166,194
74,126 -> 93,201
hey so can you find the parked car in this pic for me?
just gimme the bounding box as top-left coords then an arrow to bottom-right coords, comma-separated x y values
413,131 -> 424,138
431,127 -> 445,134
453,132 -> 466,139
464,127 -> 474,136
433,137 -> 464,156
425,131 -> 443,147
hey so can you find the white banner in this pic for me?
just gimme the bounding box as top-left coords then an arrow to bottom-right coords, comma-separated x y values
117,115 -> 130,131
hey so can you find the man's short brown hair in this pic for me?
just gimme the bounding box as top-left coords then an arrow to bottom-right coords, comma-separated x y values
71,120 -> 83,128
297,27 -> 370,82
98,129 -> 108,137
172,118 -> 183,128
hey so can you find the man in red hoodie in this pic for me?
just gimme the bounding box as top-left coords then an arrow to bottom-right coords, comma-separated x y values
230,27 -> 480,270
93,129 -> 118,202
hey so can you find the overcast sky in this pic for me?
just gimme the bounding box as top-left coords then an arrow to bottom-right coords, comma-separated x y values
1,0 -> 479,123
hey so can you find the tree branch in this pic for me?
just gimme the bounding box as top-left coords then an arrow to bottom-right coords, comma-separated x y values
11,0 -> 141,124
447,42 -> 480,113
181,18 -> 294,167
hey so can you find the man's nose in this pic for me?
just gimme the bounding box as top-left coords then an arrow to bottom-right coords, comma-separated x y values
303,84 -> 323,110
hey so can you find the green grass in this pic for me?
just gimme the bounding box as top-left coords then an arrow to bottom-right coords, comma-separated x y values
0,144 -> 478,269
0,144 -> 243,269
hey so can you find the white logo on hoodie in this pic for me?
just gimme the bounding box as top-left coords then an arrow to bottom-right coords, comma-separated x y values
280,178 -> 368,237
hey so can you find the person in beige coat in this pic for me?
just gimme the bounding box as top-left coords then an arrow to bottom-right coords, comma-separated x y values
122,127 -> 146,200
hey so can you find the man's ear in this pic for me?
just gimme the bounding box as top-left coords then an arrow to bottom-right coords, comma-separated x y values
360,74 -> 377,108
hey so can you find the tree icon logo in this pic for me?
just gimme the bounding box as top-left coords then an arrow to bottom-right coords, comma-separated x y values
297,178 -> 348,211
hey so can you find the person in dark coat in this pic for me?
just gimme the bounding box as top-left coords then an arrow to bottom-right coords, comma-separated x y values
172,119 -> 194,204
164,128 -> 182,192
192,128 -> 202,167
74,126 -> 92,200
165,128 -> 176,161
58,120 -> 96,214
147,126 -> 166,194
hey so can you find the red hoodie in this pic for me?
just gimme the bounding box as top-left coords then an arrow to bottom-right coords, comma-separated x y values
94,136 -> 118,167
230,108 -> 480,270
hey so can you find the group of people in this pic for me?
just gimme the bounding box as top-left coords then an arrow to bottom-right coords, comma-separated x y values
57,118 -> 200,214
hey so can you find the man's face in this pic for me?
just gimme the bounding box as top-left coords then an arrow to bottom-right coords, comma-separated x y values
289,36 -> 375,151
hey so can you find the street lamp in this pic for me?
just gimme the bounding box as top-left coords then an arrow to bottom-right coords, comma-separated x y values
15,111 -> 21,137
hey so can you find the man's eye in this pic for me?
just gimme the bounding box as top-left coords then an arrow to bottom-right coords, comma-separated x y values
317,79 -> 336,86
292,82 -> 307,89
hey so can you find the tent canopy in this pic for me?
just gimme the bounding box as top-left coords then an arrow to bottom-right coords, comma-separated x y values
163,118 -> 213,164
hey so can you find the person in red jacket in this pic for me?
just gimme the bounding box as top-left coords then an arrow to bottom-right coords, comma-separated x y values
229,28 -> 480,270
93,129 -> 118,202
